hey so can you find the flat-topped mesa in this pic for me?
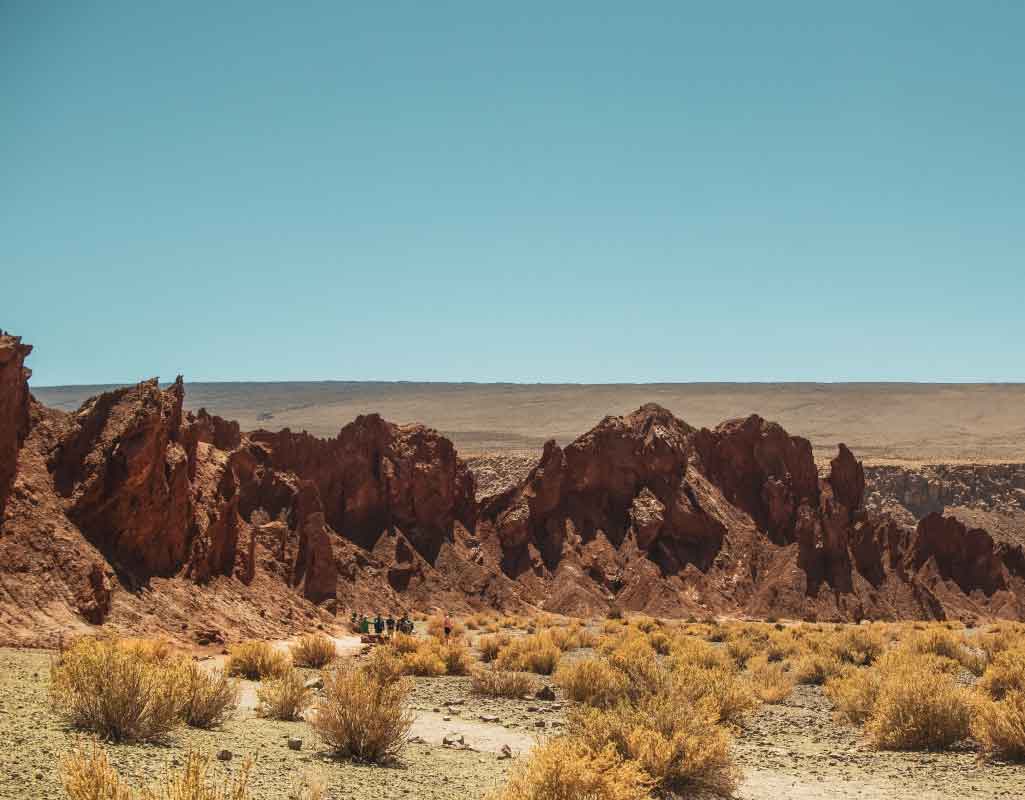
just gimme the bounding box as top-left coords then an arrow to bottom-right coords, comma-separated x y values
0,333 -> 33,513
248,413 -> 477,561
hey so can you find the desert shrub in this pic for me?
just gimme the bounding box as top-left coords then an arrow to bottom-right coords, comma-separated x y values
791,652 -> 845,685
606,637 -> 667,696
495,634 -> 562,675
746,656 -> 795,704
570,694 -> 738,797
290,634 -> 338,668
979,624 -> 1025,661
478,633 -> 511,662
178,662 -> 239,729
648,631 -> 672,655
973,690 -> 1025,761
60,744 -> 133,800
61,745 -> 252,800
439,641 -> 473,675
472,665 -> 540,698
388,632 -> 422,655
50,637 -> 186,742
865,670 -> 972,750
671,665 -> 757,727
494,737 -> 649,800
226,641 -> 290,680
555,658 -> 631,709
426,614 -> 466,640
829,626 -> 885,666
360,647 -> 406,685
631,616 -> 660,633
979,648 -> 1025,700
145,751 -> 252,800
257,667 -> 314,721
310,668 -> 414,763
402,645 -> 447,677
668,638 -> 733,672
724,636 -> 757,668
120,638 -> 176,664
903,628 -> 978,671
825,667 -> 884,725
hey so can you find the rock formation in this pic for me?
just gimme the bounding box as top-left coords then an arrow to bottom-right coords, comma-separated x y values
1,333 -> 1024,646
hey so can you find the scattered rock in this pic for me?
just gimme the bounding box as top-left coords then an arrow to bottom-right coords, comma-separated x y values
216,750 -> 232,762
287,737 -> 302,751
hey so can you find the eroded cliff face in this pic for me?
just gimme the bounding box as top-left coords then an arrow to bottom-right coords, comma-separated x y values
0,334 -> 33,514
1,333 -> 1024,646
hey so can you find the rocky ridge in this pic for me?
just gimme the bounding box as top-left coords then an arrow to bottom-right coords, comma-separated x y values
1,335 -> 1024,646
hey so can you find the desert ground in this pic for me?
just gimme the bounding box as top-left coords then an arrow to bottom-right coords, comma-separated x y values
33,381 -> 1025,464
7,615 -> 1025,800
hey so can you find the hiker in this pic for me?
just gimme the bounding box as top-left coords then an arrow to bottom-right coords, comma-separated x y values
374,614 -> 385,636
350,610 -> 358,629
399,615 -> 411,634
443,612 -> 453,641
386,615 -> 396,636
359,615 -> 369,635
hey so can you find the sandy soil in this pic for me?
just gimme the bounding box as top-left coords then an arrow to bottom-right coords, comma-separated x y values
33,381 -> 1025,464
4,643 -> 1024,800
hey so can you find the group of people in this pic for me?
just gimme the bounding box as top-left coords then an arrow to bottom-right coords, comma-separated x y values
350,611 -> 414,637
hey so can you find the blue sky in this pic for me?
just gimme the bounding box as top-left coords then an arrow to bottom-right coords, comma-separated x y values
4,1 -> 1023,385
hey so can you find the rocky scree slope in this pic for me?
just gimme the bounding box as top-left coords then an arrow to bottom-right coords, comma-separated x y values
1,334 -> 1024,645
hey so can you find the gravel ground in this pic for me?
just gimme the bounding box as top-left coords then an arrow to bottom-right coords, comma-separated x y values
5,647 -> 1025,800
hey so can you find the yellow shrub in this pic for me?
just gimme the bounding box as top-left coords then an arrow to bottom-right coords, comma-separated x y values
606,637 -> 667,696
402,647 -> 446,677
60,744 -> 133,800
439,641 -> 473,675
471,665 -> 540,698
178,662 -> 239,729
478,633 -> 511,662
50,637 -> 186,742
979,648 -> 1025,700
973,690 -> 1025,761
493,738 -> 650,800
570,694 -> 737,797
388,632 -> 422,655
290,634 -> 338,668
825,667 -> 883,725
359,648 -> 406,685
311,668 -> 414,763
555,658 -> 631,709
648,631 -> 672,655
668,639 -> 732,672
120,638 -> 176,664
257,667 -> 314,721
828,626 -> 885,666
865,671 -> 972,750
62,746 -> 252,800
227,641 -> 291,680
671,665 -> 757,727
747,656 -> 795,704
495,634 -> 562,675
725,637 -> 757,668
790,652 -> 845,686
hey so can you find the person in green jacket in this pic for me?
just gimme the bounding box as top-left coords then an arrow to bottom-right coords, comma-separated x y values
359,615 -> 370,634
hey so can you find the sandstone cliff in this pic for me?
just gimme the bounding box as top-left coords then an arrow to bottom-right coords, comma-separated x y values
1,335 -> 1023,646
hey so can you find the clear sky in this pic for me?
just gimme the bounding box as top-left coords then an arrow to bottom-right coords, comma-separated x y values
4,2 -> 1023,386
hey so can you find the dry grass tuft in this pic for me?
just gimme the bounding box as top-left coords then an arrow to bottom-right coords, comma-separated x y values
495,634 -> 562,675
865,670 -> 973,750
60,744 -> 134,800
979,648 -> 1025,700
310,667 -> 414,763
555,658 -> 632,709
746,656 -> 795,704
257,667 -> 314,721
359,647 -> 406,685
478,633 -> 511,662
226,641 -> 291,681
492,738 -> 650,800
973,690 -> 1025,761
50,637 -> 186,743
179,662 -> 239,729
290,634 -> 338,668
471,665 -> 540,698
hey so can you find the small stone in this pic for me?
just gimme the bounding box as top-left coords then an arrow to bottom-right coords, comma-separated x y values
535,685 -> 556,701
480,714 -> 500,723
443,716 -> 452,722
498,744 -> 513,760
535,720 -> 546,728
216,750 -> 233,762
304,677 -> 324,690
287,737 -> 303,751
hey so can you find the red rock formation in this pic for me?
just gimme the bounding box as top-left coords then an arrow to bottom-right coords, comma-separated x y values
1,333 -> 1024,645
0,333 -> 32,514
